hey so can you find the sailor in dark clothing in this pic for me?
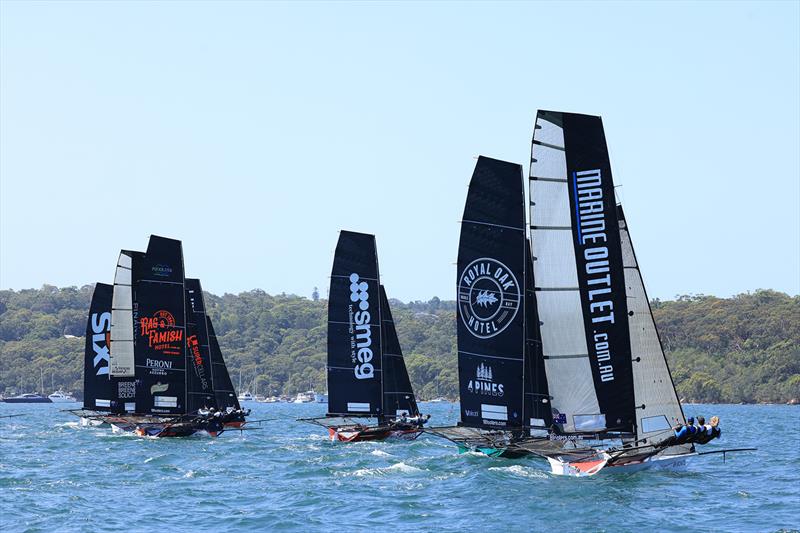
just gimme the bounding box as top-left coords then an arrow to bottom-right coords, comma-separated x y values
694,416 -> 722,444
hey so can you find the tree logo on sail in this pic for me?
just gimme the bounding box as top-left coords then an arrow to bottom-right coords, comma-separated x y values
458,258 -> 520,339
467,362 -> 504,396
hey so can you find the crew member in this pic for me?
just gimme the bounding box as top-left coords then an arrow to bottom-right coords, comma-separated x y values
694,416 -> 722,444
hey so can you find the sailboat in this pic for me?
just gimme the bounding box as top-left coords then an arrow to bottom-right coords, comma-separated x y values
426,156 -> 561,457
430,111 -> 754,473
302,230 -> 428,442
72,236 -> 247,437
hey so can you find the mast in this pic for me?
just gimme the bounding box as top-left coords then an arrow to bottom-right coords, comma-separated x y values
457,156 -> 526,430
617,205 -> 687,445
326,230 -> 383,419
528,111 -> 636,435
83,283 -> 115,411
379,285 -> 420,418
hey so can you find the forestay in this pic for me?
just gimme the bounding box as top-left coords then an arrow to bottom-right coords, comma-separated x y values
457,156 -> 527,430
529,111 -> 635,434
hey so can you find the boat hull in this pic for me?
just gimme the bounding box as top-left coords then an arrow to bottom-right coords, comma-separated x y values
328,426 -> 422,442
548,452 -> 696,477
3,397 -> 52,403
457,445 -> 533,459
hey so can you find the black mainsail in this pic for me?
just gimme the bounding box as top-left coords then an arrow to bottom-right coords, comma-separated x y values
325,230 -> 420,424
327,230 -> 384,418
528,110 -> 636,435
457,156 -> 527,430
83,283 -> 115,411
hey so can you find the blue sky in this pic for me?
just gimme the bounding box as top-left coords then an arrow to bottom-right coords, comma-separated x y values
1,1 -> 798,301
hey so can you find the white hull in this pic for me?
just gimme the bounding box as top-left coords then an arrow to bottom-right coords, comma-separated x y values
548,452 -> 697,477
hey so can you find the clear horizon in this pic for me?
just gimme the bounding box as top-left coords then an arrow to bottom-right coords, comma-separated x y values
2,1 -> 799,302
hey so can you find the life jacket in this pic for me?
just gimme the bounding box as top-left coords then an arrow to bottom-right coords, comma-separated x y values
694,425 -> 721,445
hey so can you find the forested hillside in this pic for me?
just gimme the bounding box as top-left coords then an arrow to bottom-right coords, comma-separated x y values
1,286 -> 797,403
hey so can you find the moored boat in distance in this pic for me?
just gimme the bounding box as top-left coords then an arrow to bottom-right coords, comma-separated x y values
238,391 -> 256,402
47,391 -> 77,403
3,393 -> 52,404
293,391 -> 315,403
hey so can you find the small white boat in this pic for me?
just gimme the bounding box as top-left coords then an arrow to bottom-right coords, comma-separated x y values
258,396 -> 281,403
48,391 -> 77,403
237,391 -> 255,402
293,391 -> 314,403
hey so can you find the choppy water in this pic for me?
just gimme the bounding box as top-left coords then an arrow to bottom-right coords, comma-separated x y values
1,402 -> 798,532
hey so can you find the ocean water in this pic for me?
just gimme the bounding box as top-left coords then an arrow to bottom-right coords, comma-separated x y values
1,402 -> 798,532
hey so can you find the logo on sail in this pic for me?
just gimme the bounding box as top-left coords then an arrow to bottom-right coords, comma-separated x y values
140,310 -> 183,355
187,335 -> 210,390
458,258 -> 520,339
467,363 -> 504,396
90,311 -> 112,376
150,382 -> 169,394
348,273 -> 374,380
151,264 -> 173,277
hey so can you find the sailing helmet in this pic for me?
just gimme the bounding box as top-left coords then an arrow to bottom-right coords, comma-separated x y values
697,416 -> 705,425
687,417 -> 694,425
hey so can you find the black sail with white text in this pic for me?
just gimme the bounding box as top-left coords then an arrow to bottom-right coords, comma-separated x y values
528,111 -> 635,434
326,230 -> 383,418
457,156 -> 527,430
